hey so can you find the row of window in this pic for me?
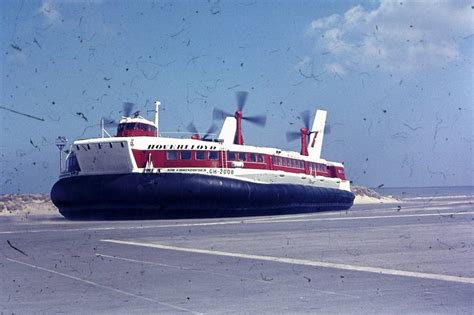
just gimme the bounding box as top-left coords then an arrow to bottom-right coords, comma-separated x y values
308,162 -> 328,172
272,156 -> 305,169
167,150 -> 219,161
272,157 -> 327,172
163,150 -> 327,171
76,142 -> 125,151
227,151 -> 265,163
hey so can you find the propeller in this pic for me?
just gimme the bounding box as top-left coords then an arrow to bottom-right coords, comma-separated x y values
186,122 -> 218,140
186,122 -> 199,135
286,110 -> 312,142
212,108 -> 233,120
242,114 -> 266,127
236,91 -> 248,111
101,117 -> 118,127
285,130 -> 301,142
122,102 -> 135,117
300,110 -> 311,130
324,124 -> 331,135
212,91 -> 267,127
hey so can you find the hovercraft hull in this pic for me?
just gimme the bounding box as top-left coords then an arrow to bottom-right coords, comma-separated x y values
51,173 -> 355,219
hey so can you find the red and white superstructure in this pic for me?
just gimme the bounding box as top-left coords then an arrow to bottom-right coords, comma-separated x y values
52,96 -> 354,219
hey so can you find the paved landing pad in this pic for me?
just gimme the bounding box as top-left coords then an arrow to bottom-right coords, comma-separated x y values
1,197 -> 473,314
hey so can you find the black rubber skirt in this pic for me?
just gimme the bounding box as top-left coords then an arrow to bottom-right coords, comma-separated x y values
51,173 -> 355,220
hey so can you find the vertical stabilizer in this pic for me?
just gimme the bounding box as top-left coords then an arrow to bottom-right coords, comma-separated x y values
308,110 -> 327,159
218,117 -> 237,144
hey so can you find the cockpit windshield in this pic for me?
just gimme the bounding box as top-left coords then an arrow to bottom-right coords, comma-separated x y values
117,123 -> 156,132
117,122 -> 157,137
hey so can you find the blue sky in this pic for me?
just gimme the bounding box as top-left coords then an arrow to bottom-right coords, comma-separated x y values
1,0 -> 473,193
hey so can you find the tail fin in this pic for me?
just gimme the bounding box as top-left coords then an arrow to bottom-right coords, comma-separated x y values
308,110 -> 327,159
218,117 -> 237,144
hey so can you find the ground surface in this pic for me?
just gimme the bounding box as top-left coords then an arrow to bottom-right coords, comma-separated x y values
1,196 -> 473,314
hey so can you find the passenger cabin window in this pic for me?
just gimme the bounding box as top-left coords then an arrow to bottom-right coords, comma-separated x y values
196,151 -> 206,160
257,155 -> 264,163
209,151 -> 218,160
249,153 -> 257,162
181,150 -> 191,160
167,151 -> 178,160
227,151 -> 236,161
239,152 -> 246,161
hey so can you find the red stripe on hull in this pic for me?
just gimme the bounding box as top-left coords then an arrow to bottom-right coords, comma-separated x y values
132,149 -> 347,180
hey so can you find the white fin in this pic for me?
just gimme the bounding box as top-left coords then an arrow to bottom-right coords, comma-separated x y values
308,110 -> 327,159
218,117 -> 237,144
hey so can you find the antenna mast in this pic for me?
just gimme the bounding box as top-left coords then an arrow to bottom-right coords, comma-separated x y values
154,101 -> 160,136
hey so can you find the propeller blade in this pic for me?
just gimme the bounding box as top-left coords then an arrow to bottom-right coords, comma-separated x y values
242,114 -> 267,127
202,123 -> 218,139
286,131 -> 301,142
236,91 -> 248,111
324,124 -> 331,135
122,102 -> 135,117
102,117 -> 118,127
213,108 -> 233,120
186,122 -> 199,135
300,110 -> 311,130
132,110 -> 141,117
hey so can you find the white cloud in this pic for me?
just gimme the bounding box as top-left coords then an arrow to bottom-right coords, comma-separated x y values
309,14 -> 339,31
38,0 -> 61,22
37,0 -> 104,23
325,63 -> 347,77
307,0 -> 473,72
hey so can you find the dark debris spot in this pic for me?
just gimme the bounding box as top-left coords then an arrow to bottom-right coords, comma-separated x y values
76,112 -> 88,122
29,139 -> 40,151
33,38 -> 42,49
7,240 -> 28,256
11,43 -> 22,51
240,62 -> 244,67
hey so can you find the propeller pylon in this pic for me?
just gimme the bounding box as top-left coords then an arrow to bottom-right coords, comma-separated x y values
213,91 -> 266,145
285,111 -> 315,156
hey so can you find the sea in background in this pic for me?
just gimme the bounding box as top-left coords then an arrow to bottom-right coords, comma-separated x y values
375,186 -> 474,200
